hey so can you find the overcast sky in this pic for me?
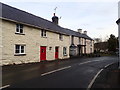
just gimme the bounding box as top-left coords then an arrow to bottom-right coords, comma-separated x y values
0,0 -> 120,41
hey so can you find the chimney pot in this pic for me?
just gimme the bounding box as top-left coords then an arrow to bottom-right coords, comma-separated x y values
54,13 -> 55,16
52,13 -> 59,25
78,29 -> 82,33
84,31 -> 87,35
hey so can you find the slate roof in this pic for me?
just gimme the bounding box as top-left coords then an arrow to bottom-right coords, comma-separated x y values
0,2 -> 93,40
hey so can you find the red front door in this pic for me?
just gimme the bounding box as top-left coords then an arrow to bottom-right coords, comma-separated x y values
40,46 -> 46,61
55,47 -> 59,59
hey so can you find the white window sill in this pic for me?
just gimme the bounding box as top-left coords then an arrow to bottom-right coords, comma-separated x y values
15,32 -> 25,35
14,54 -> 26,56
41,36 -> 47,38
60,39 -> 63,41
63,54 -> 67,56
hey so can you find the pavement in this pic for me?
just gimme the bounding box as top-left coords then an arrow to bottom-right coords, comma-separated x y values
1,56 -> 120,89
91,62 -> 120,89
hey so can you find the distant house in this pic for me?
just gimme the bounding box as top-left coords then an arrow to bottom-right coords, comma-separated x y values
94,42 -> 108,53
0,3 -> 94,66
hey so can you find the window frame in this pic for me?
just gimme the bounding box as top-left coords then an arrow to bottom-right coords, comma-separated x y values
15,24 -> 24,35
14,44 -> 26,56
71,35 -> 74,44
81,38 -> 83,45
90,41 -> 93,47
59,34 -> 63,41
79,37 -> 81,44
41,29 -> 47,37
63,47 -> 67,56
90,48 -> 92,53
84,39 -> 87,45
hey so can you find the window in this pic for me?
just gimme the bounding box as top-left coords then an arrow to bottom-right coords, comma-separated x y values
63,47 -> 67,56
71,35 -> 74,44
90,48 -> 92,53
90,41 -> 92,46
16,24 -> 24,34
81,38 -> 83,45
49,47 -> 52,50
59,34 -> 63,41
41,29 -> 47,37
15,45 -> 26,55
85,39 -> 86,45
84,47 -> 86,54
79,38 -> 81,44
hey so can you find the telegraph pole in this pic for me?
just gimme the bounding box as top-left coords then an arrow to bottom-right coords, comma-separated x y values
118,1 -> 120,69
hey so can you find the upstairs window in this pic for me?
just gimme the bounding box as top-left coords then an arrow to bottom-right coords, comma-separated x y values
84,39 -> 87,45
90,41 -> 93,46
59,34 -> 63,41
16,24 -> 24,34
15,45 -> 26,55
71,35 -> 74,44
41,29 -> 47,37
79,38 -> 81,44
81,38 -> 83,45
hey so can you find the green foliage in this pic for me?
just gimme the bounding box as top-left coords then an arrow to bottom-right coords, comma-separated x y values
107,34 -> 118,53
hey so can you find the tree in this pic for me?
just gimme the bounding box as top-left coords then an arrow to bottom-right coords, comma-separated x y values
107,34 -> 118,53
94,38 -> 102,43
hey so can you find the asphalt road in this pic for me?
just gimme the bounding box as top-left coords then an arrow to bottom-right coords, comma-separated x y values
2,56 -> 118,88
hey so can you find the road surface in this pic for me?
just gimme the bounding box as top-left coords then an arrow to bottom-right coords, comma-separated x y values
2,56 -> 118,88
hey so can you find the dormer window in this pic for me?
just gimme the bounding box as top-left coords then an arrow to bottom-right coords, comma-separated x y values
16,24 -> 24,34
41,29 -> 47,37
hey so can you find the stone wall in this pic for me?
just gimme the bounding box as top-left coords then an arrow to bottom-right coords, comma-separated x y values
1,20 -> 70,65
